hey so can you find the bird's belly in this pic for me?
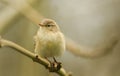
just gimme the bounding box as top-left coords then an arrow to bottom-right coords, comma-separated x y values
38,36 -> 65,57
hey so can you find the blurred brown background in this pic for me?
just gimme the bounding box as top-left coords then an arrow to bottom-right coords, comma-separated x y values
0,0 -> 120,76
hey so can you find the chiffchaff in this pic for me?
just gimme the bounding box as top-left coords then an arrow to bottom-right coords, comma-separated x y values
34,19 -> 65,62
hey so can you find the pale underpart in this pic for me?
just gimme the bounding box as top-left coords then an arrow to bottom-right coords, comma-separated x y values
34,28 -> 65,58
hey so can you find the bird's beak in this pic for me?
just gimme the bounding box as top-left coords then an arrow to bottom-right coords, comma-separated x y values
39,23 -> 43,27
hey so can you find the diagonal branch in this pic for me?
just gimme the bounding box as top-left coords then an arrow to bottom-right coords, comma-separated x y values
1,0 -> 44,25
0,0 -> 40,35
0,36 -> 71,76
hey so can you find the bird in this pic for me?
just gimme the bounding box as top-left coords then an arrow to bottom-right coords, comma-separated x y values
34,19 -> 65,65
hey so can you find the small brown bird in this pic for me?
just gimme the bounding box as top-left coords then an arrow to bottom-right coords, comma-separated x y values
34,19 -> 65,63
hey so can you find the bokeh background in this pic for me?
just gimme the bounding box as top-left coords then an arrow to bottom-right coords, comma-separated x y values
0,0 -> 120,76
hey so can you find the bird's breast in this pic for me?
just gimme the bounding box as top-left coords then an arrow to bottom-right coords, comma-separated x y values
37,31 -> 65,57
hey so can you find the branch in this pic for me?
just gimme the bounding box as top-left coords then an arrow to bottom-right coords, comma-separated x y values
66,35 -> 119,58
0,0 -> 40,35
2,0 -> 44,25
0,36 -> 71,76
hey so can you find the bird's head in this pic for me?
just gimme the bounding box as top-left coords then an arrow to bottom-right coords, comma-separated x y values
39,19 -> 60,32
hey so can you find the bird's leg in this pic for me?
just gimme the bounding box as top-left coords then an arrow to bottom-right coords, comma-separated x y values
44,57 -> 55,72
44,57 -> 62,72
45,57 -> 51,63
53,57 -> 61,64
53,57 -> 62,71
53,57 -> 58,63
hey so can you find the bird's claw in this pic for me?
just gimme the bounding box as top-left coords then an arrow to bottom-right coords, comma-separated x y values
49,61 -> 62,72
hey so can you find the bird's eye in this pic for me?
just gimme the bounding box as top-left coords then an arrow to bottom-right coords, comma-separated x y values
46,25 -> 51,27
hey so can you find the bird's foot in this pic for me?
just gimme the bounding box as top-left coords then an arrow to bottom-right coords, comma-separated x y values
48,57 -> 62,72
49,61 -> 62,72
44,57 -> 62,72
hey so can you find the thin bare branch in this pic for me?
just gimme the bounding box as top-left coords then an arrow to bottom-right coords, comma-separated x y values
2,0 -> 44,25
66,35 -> 119,58
0,0 -> 39,34
0,36 -> 71,76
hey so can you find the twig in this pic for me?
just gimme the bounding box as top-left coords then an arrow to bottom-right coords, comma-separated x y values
0,36 -> 71,76
2,0 -> 44,25
0,0 -> 39,35
66,36 -> 119,58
